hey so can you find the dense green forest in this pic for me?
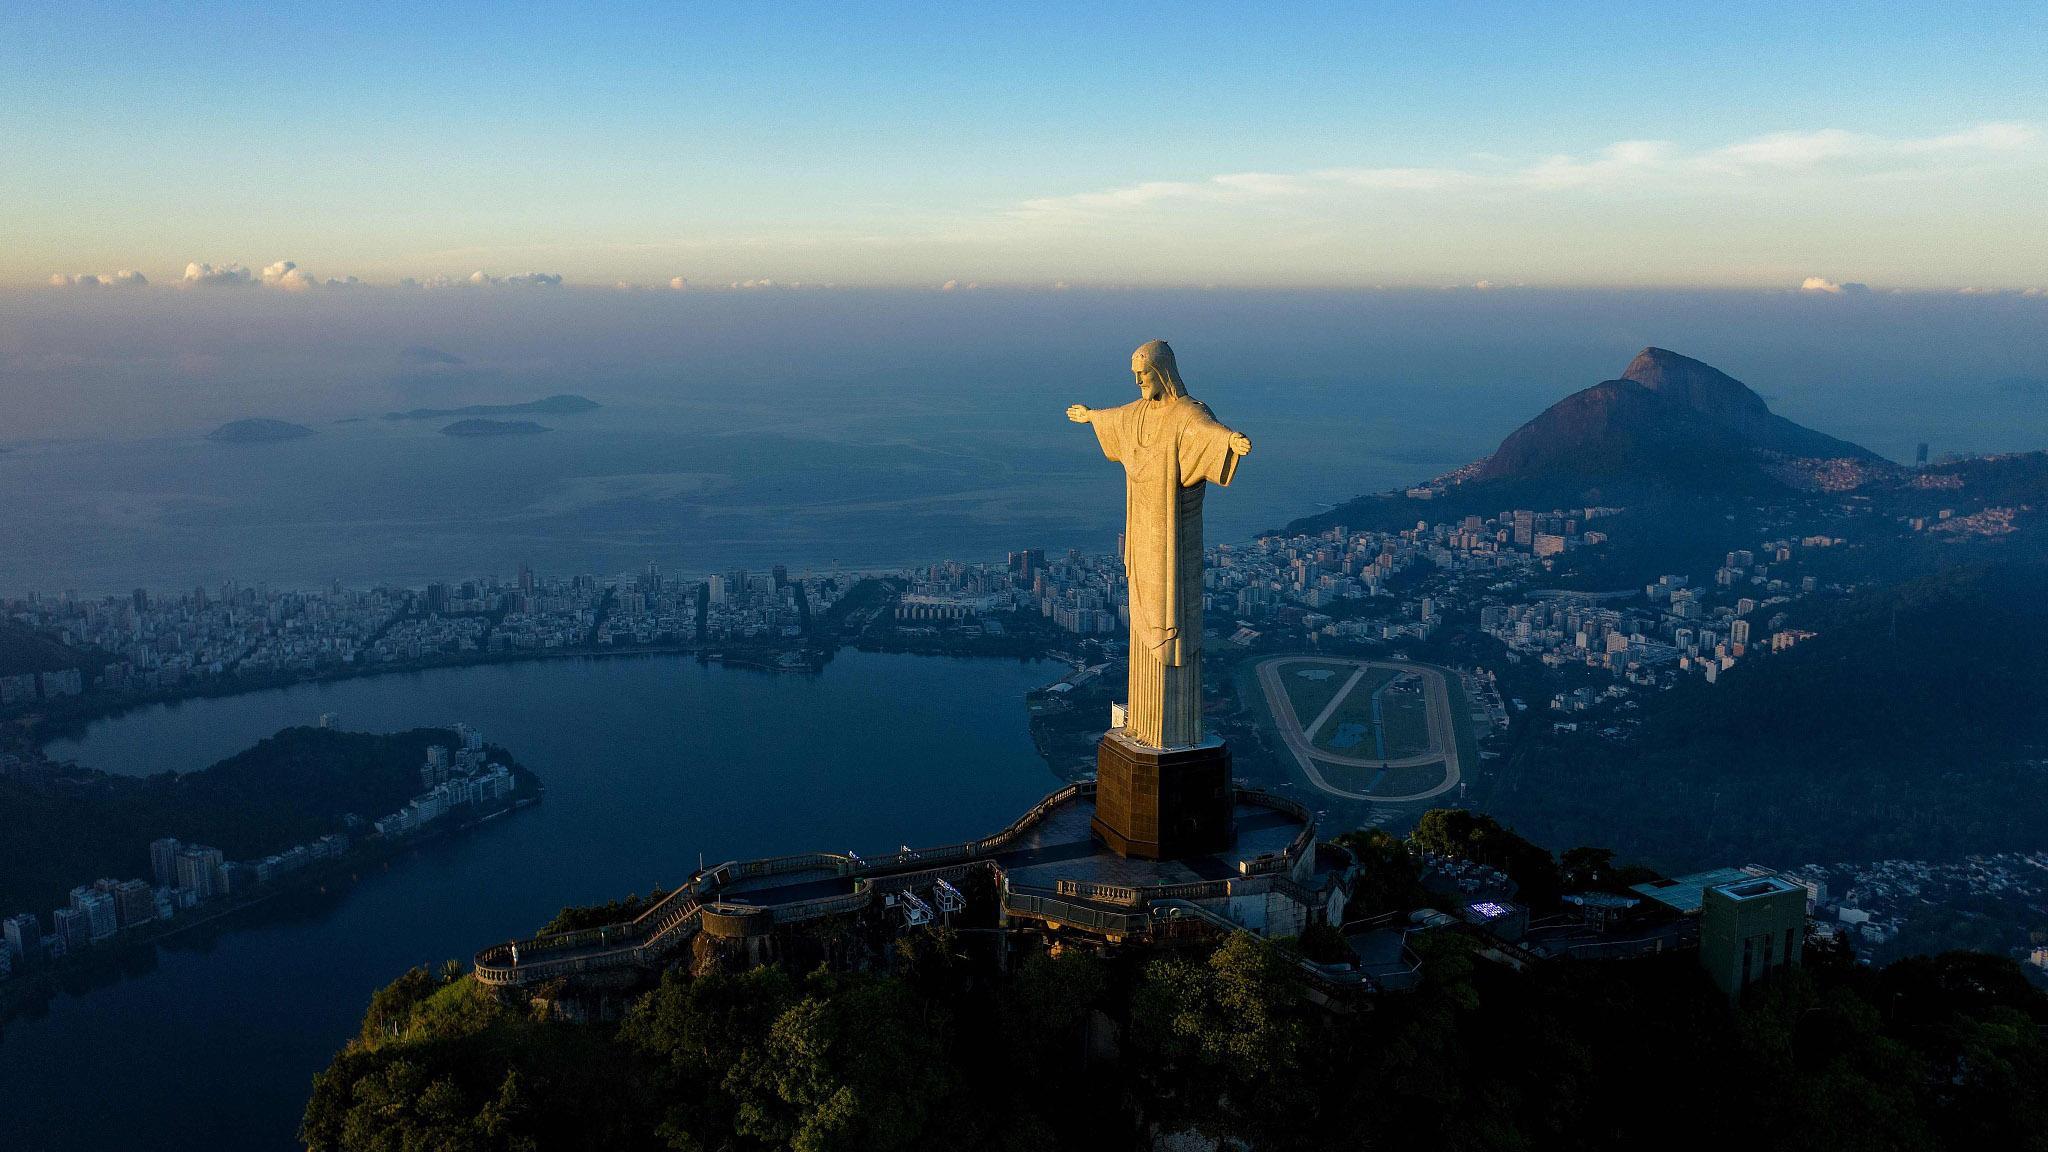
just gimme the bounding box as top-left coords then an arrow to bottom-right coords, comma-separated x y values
303,921 -> 2048,1152
1487,563 -> 2048,870
0,727 -> 527,914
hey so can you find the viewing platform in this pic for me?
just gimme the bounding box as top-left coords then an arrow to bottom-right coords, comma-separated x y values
474,780 -> 1355,989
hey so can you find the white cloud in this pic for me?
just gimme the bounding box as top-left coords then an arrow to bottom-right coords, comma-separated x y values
465,270 -> 563,287
1801,276 -> 1871,294
1714,122 -> 2037,169
669,277 -> 688,290
260,260 -> 319,291
1519,139 -> 1679,189
48,269 -> 149,288
1010,121 -> 2043,221
181,262 -> 253,287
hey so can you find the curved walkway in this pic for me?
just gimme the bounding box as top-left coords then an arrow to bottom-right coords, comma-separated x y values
1257,656 -> 1463,803
476,781 -> 1323,987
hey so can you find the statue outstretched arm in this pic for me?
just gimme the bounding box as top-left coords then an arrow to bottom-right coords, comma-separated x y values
1177,404 -> 1249,486
1066,404 -> 1092,423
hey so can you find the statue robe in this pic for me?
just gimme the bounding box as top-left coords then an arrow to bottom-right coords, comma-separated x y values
1088,394 -> 1244,748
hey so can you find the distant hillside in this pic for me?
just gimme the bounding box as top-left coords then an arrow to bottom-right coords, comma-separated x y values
0,621 -> 92,678
387,394 -> 598,421
1487,562 -> 2048,870
1478,347 -> 1878,487
1289,348 -> 1886,539
440,419 -> 549,437
207,418 -> 316,443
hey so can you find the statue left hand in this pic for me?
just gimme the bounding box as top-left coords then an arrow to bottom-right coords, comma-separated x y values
1229,432 -> 1252,456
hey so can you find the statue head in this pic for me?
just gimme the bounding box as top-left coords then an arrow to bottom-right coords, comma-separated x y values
1131,340 -> 1187,401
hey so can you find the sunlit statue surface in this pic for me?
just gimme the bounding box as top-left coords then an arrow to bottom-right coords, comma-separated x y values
1068,340 -> 1251,749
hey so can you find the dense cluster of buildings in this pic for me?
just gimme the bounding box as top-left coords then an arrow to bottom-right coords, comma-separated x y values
370,724 -> 518,837
1482,541 -> 1829,702
883,508 -> 1608,650
0,827 -> 351,983
0,724 -> 515,984
1784,852 -> 2048,960
3,499 -> 1799,730
0,563 -> 858,713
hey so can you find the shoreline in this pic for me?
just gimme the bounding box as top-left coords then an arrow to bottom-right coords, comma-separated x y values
0,791 -> 541,1034
32,631 -> 1063,760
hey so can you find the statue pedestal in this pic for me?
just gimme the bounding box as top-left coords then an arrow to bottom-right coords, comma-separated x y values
1091,729 -> 1234,860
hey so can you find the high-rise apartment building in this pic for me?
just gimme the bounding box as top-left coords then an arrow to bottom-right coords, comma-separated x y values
3,913 -> 40,965
176,845 -> 226,899
150,837 -> 183,887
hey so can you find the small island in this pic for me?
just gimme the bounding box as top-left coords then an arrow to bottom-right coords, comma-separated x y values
207,418 -> 316,443
390,394 -> 599,421
440,419 -> 550,437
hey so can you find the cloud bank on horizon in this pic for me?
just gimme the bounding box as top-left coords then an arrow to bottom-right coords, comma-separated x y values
26,118 -> 2045,295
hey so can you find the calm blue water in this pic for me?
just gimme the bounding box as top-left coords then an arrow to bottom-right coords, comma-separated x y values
3,651 -> 1060,1152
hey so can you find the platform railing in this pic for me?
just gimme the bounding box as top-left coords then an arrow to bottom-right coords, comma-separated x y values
476,781 -> 1098,986
477,779 -> 1326,988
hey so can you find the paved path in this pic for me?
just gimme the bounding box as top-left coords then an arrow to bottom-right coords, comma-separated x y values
1301,663 -> 1368,743
1257,656 -> 1463,803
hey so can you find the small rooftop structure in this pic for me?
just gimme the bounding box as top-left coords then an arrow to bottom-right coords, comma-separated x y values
1715,875 -> 1801,902
1631,865 -> 1775,915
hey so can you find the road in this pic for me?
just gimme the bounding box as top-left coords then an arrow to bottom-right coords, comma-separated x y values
1256,656 -> 1464,804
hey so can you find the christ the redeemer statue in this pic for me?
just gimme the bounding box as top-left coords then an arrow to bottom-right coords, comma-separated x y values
1068,340 -> 1251,750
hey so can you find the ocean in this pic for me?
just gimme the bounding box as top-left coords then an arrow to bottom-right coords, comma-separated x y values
3,287 -> 2042,595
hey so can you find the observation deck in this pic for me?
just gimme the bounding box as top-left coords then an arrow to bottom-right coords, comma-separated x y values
474,780 -> 1348,989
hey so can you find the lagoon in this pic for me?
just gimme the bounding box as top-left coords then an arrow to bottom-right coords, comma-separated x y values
3,651 -> 1061,1151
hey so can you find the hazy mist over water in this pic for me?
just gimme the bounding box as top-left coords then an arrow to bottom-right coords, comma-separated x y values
2,288 -> 2044,594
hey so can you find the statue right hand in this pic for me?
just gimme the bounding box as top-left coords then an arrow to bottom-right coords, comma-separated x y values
1065,404 -> 1091,423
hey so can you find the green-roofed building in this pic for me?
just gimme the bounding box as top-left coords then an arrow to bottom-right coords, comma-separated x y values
1699,875 -> 1807,1000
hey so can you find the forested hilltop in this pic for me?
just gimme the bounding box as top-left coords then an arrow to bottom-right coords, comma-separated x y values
304,818 -> 2048,1152
303,927 -> 2048,1152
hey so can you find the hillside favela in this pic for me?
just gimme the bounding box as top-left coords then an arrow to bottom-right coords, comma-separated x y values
4,7 -> 2048,1152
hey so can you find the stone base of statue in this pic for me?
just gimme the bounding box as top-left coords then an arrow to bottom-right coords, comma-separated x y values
1091,729 -> 1234,860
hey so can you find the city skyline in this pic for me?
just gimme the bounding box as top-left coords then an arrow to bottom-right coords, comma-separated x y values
6,4 -> 2047,291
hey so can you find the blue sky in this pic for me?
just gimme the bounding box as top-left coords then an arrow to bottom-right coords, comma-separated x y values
5,2 -> 2045,289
